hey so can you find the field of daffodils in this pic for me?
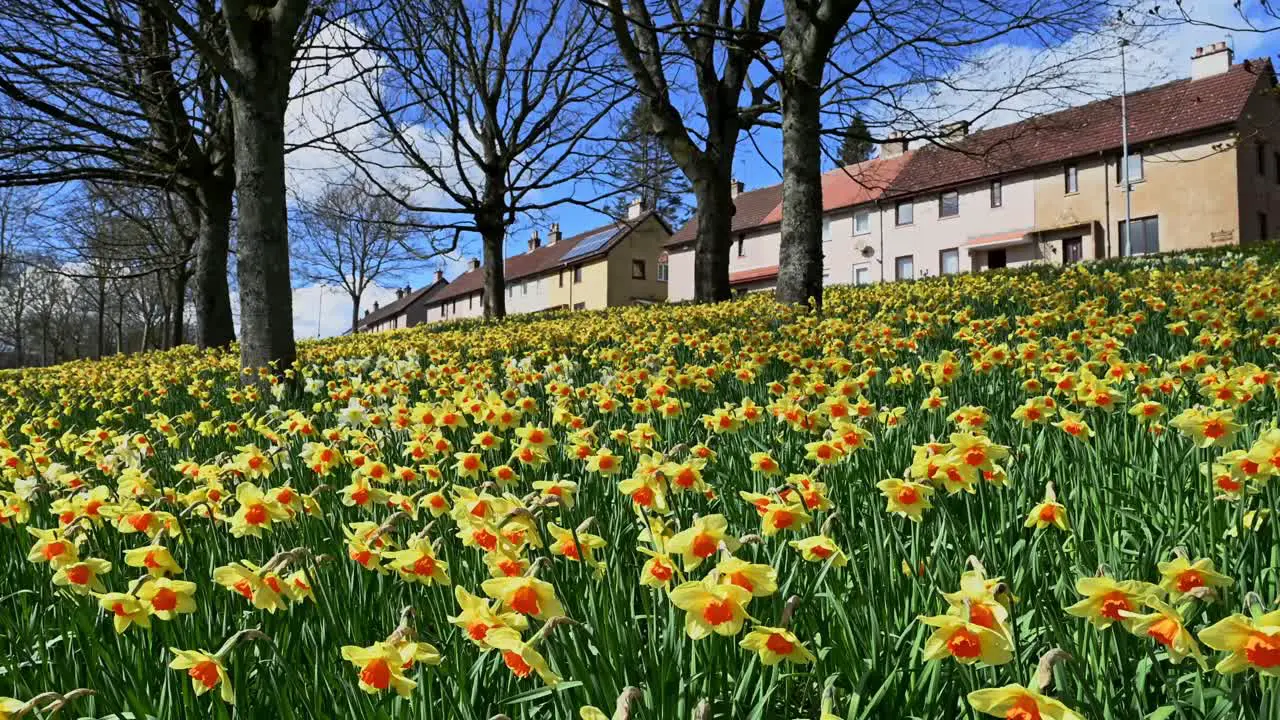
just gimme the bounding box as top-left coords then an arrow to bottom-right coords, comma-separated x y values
3,250 -> 1280,719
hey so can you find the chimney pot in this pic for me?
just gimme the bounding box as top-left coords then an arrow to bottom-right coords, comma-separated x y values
469,257 -> 480,270
528,230 -> 541,251
549,223 -> 561,245
373,301 -> 380,311
730,179 -> 745,198
435,268 -> 444,282
628,197 -> 645,219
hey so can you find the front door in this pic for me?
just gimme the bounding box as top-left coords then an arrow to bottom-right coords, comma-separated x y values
1063,237 -> 1083,264
987,248 -> 1007,269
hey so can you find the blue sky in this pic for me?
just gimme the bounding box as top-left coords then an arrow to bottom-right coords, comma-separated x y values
291,1 -> 1280,338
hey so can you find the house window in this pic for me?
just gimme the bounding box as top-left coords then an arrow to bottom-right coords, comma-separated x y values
572,302 -> 585,310
632,259 -> 646,279
1258,143 -> 1267,175
1118,215 -> 1160,256
521,281 -> 527,296
939,248 -> 959,275
656,256 -> 669,282
821,217 -> 832,242
1063,237 -> 1083,264
990,179 -> 1003,208
441,304 -> 447,317
854,266 -> 870,285
895,199 -> 914,226
573,265 -> 583,283
939,191 -> 959,218
1064,164 -> 1078,194
894,255 -> 914,281
558,270 -> 564,287
854,209 -> 870,235
1116,152 -> 1143,183
451,300 -> 457,313
1261,212 -> 1270,242
736,235 -> 745,257
469,295 -> 473,309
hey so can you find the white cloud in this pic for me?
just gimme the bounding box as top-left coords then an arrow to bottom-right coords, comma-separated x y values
880,0 -> 1269,134
292,283 -> 400,339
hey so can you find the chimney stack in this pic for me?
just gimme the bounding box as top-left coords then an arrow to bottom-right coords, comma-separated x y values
404,284 -> 411,296
373,301 -> 380,311
528,230 -> 541,252
730,179 -> 745,198
940,121 -> 970,143
627,197 -> 645,219
1191,41 -> 1233,80
395,288 -> 404,300
435,268 -> 445,283
880,133 -> 908,159
548,223 -> 562,245
469,257 -> 480,270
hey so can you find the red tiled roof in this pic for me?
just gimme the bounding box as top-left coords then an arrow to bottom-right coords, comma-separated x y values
889,60 -> 1270,197
666,183 -> 784,247
729,265 -> 779,285
760,152 -> 913,225
427,212 -> 661,304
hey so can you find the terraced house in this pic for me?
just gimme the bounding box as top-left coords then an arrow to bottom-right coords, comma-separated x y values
420,201 -> 672,323
665,43 -> 1280,298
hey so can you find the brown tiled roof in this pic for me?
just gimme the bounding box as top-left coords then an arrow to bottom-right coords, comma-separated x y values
357,278 -> 447,329
666,183 -> 784,247
889,60 -> 1271,196
427,212 -> 663,305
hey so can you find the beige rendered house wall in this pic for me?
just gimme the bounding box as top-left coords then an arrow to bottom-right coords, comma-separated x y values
606,216 -> 669,306
550,258 -> 608,309
1032,130 -> 1242,256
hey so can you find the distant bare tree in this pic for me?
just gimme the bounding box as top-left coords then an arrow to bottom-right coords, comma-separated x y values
323,0 -> 628,319
293,175 -> 427,333
593,0 -> 774,303
0,0 -> 237,348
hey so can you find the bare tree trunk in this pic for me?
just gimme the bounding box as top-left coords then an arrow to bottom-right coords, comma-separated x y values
157,272 -> 171,349
169,269 -> 188,347
193,179 -> 237,348
214,0 -> 310,374
691,176 -> 733,303
96,276 -> 107,359
774,43 -> 826,310
479,219 -> 506,319
349,291 -> 360,334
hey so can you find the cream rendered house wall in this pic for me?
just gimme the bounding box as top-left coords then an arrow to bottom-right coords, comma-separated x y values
665,247 -> 695,302
506,273 -> 553,315
881,172 -> 1036,279
550,258 -> 609,309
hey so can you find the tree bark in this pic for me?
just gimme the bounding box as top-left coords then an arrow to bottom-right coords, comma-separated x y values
775,6 -> 832,311
95,276 -> 107,359
193,179 -> 237,348
225,11 -> 298,373
774,50 -> 825,311
169,268 -> 188,348
349,291 -> 360,334
691,175 -> 733,303
478,208 -> 506,319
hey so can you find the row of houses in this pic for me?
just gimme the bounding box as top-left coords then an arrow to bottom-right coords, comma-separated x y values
358,43 -> 1280,332
357,200 -> 672,331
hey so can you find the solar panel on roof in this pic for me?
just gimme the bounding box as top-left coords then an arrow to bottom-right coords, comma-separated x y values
559,227 -> 618,261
